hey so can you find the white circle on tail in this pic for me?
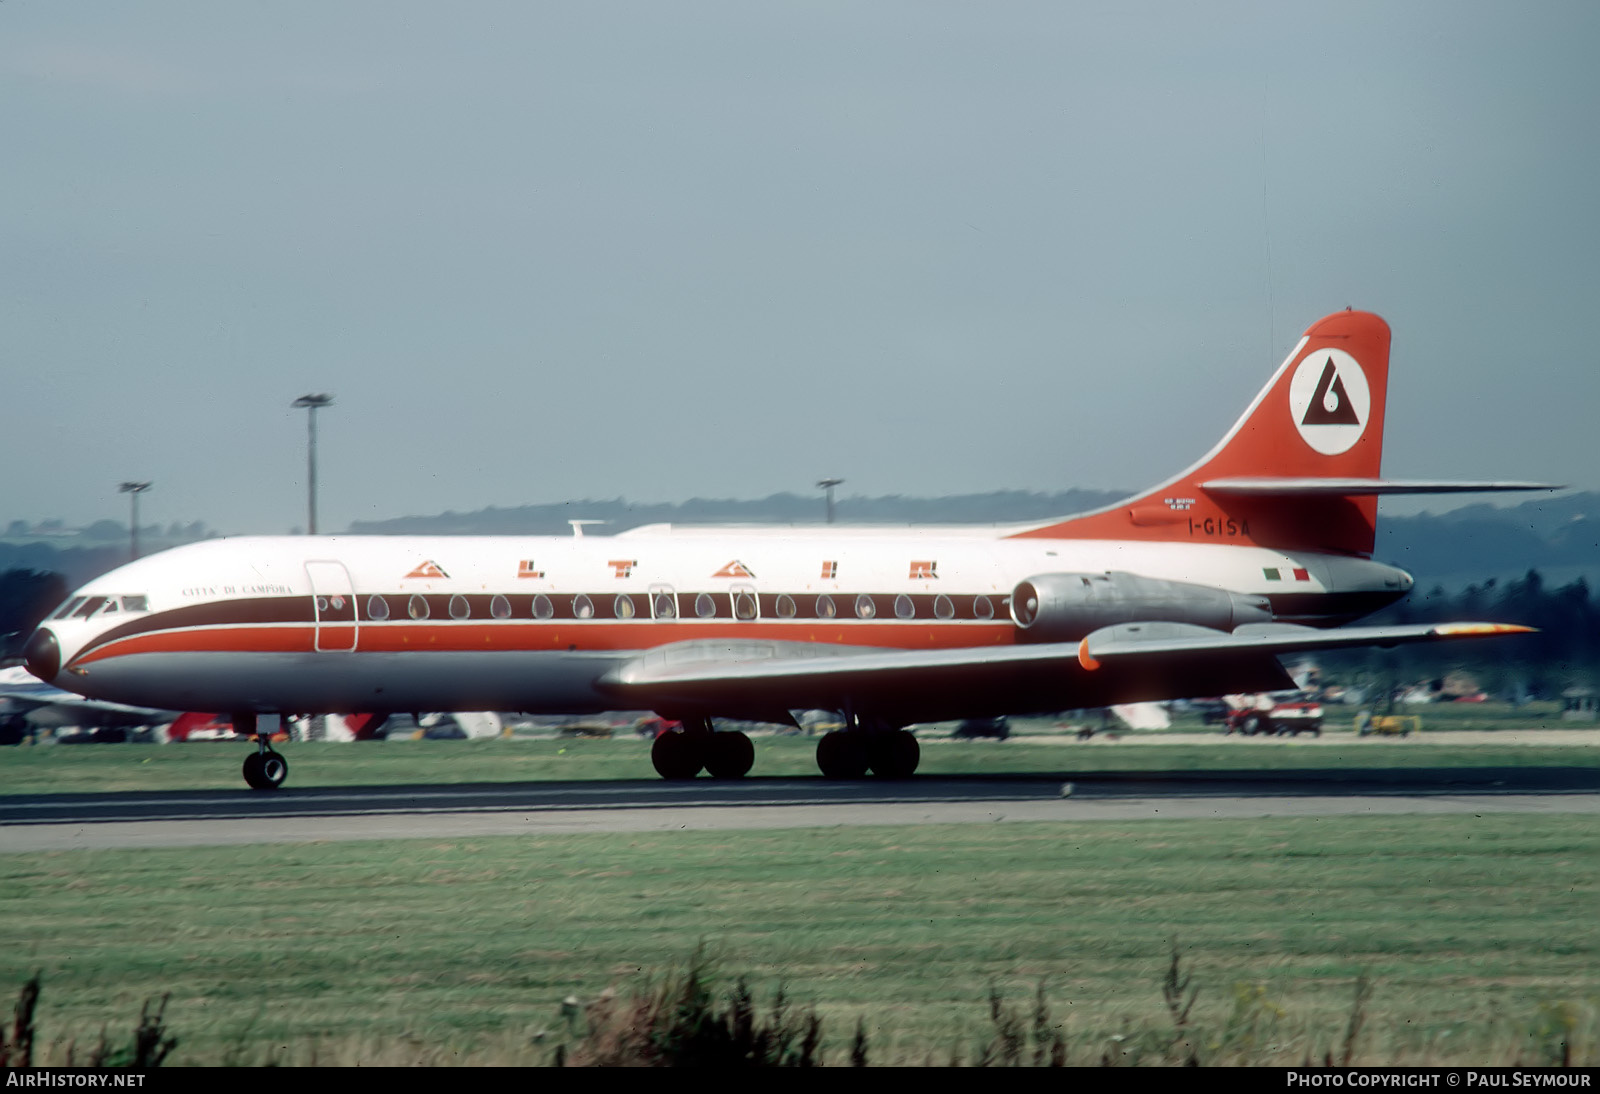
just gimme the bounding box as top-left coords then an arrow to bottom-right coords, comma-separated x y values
1288,348 -> 1369,455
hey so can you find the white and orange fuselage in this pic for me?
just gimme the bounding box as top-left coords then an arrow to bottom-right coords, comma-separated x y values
30,527 -> 1412,717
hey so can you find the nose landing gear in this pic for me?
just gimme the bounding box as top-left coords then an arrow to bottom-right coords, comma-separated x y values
235,712 -> 289,791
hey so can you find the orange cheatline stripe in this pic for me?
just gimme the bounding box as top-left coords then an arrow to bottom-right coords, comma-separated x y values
74,627 -> 317,665
71,620 -> 1020,665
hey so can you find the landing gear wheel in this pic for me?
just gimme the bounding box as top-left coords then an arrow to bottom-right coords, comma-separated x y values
816,731 -> 869,779
868,730 -> 920,779
651,729 -> 705,780
704,732 -> 755,779
242,750 -> 288,791
1242,714 -> 1266,736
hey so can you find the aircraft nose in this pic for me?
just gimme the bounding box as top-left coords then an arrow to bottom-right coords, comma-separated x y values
24,628 -> 60,683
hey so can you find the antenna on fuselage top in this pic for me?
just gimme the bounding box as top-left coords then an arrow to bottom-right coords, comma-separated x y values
568,520 -> 608,538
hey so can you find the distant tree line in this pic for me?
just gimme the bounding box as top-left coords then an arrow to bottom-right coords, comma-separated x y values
4,519 -> 212,543
1324,570 -> 1598,698
0,570 -> 69,658
346,490 -> 1131,536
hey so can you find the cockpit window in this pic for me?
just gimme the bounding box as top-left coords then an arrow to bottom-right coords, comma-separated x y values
52,597 -> 86,620
73,597 -> 107,619
121,595 -> 148,612
99,599 -> 120,615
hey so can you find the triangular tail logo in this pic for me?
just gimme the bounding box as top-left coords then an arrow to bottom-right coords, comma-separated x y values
1301,358 -> 1361,426
405,560 -> 449,579
713,560 -> 755,578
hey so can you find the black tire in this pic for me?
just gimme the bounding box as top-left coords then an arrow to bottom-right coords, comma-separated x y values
1242,714 -> 1266,736
704,731 -> 755,779
816,731 -> 869,779
651,729 -> 704,780
868,730 -> 920,779
243,750 -> 288,791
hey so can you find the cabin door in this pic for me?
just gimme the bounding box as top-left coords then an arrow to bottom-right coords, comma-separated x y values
305,560 -> 358,652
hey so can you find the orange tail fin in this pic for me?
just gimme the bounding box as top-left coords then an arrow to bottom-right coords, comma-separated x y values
1012,309 -> 1392,555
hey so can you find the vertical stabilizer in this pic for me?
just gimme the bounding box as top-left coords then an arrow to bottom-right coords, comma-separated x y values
1011,309 -> 1392,555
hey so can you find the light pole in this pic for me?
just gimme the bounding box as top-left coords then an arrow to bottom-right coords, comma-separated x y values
291,394 -> 334,534
118,481 -> 152,561
816,478 -> 844,524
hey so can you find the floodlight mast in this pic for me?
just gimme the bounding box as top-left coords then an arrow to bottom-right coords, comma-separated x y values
117,481 -> 152,561
291,394 -> 334,534
816,478 -> 844,524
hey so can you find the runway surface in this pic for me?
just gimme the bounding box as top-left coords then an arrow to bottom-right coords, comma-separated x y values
2,766 -> 1596,851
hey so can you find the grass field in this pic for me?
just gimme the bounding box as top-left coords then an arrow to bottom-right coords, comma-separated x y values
4,722 -> 1597,1065
3,728 -> 1600,796
3,812 -> 1598,1065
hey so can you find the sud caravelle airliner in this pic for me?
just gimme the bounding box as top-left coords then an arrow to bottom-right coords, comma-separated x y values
25,310 -> 1550,789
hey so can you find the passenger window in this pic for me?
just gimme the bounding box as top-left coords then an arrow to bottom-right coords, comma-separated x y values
973,595 -> 993,620
855,595 -> 876,620
367,595 -> 391,621
894,594 -> 914,620
816,594 -> 836,619
933,595 -> 954,620
654,593 -> 676,619
733,591 -> 757,620
408,595 -> 430,620
450,595 -> 471,620
775,594 -> 797,619
532,594 -> 554,620
573,594 -> 595,619
490,595 -> 511,620
615,594 -> 636,619
695,592 -> 716,618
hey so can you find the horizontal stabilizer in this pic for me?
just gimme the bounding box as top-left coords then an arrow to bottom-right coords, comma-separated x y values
1200,477 -> 1560,496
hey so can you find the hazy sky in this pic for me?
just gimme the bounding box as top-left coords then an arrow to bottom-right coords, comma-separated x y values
4,1 -> 1596,534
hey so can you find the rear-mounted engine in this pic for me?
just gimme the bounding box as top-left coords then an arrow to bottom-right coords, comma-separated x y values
1010,571 -> 1271,643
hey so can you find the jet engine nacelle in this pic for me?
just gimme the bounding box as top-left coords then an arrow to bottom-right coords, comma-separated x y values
1010,571 -> 1272,642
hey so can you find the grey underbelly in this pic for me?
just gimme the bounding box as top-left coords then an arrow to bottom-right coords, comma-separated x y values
72,650 -> 630,714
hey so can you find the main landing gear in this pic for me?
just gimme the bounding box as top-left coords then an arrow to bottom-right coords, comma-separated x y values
650,717 -> 756,780
235,712 -> 289,791
816,716 -> 920,780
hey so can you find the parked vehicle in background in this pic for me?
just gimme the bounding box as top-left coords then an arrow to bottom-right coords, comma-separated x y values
1223,693 -> 1323,737
952,716 -> 1010,740
1361,714 -> 1420,737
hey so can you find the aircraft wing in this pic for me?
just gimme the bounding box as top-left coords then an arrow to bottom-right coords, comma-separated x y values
1076,620 -> 1533,665
597,622 -> 1529,722
0,665 -> 176,725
